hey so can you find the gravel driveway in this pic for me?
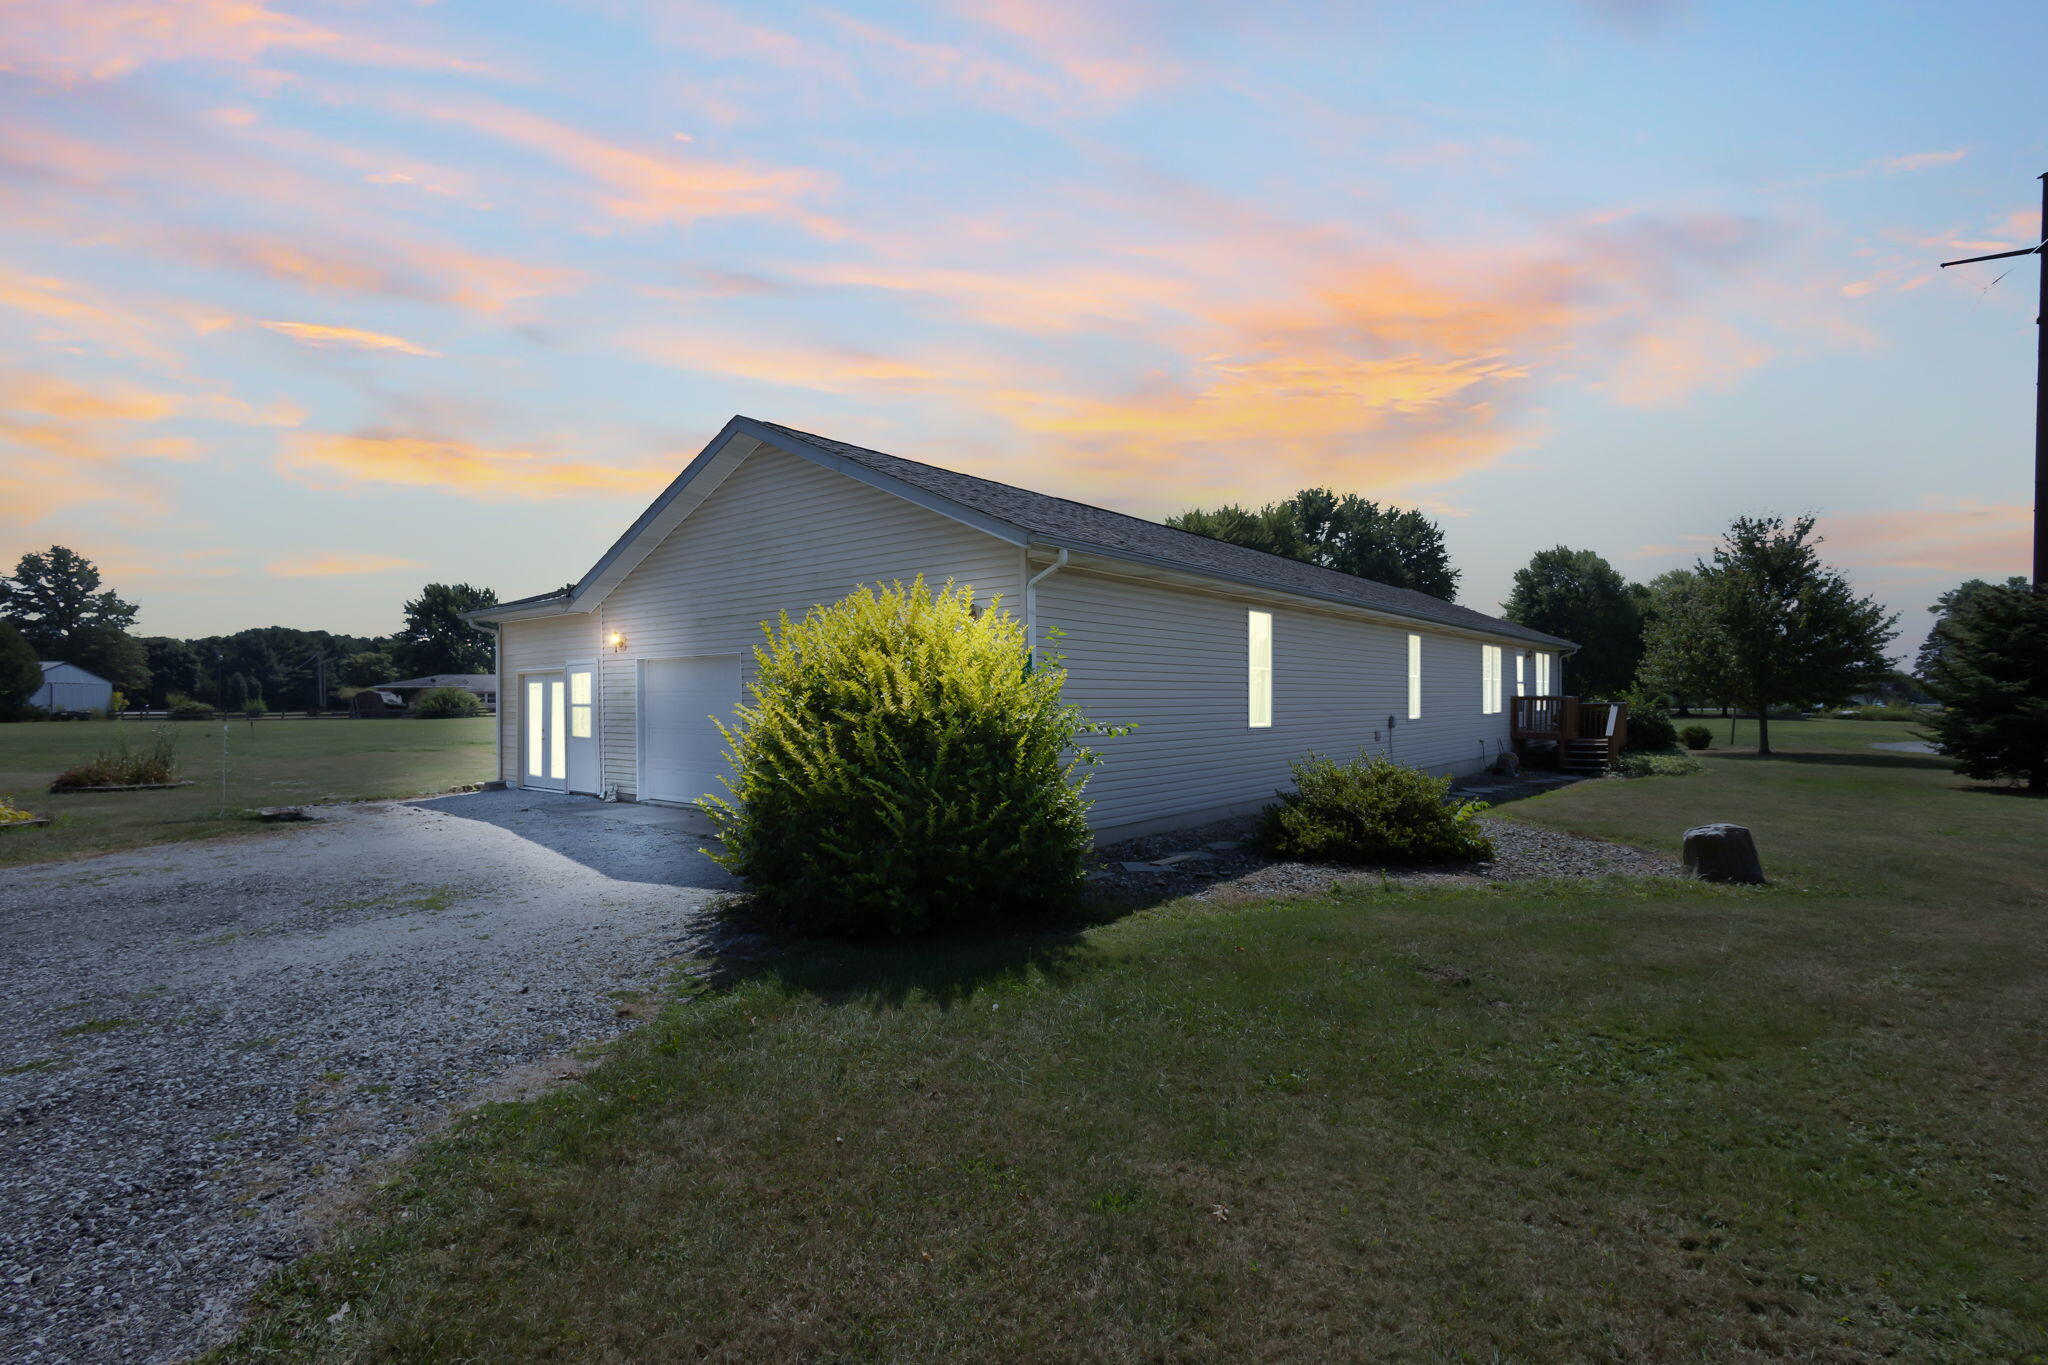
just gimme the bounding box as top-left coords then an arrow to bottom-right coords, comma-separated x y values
0,790 -> 735,1364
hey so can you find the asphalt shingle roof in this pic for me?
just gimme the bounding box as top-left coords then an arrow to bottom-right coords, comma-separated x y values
751,419 -> 1573,650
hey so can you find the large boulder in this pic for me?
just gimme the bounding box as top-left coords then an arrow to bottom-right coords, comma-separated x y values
1682,823 -> 1766,883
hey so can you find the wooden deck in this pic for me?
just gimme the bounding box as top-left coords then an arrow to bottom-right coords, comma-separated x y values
1509,695 -> 1629,773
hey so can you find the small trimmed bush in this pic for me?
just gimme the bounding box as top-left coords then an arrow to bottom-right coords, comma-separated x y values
1680,725 -> 1712,751
167,696 -> 213,720
705,578 -> 1113,937
1255,752 -> 1493,865
242,698 -> 267,719
50,727 -> 180,791
413,686 -> 485,719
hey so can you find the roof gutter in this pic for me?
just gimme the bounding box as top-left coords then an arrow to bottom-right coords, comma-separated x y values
461,590 -> 572,627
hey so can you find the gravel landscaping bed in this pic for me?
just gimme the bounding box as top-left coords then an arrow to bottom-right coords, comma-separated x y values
1091,775 -> 1680,903
0,790 -> 732,1365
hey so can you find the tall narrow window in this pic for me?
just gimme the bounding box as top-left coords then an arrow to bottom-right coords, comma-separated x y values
1515,653 -> 1526,698
1536,652 -> 1552,694
1247,610 -> 1272,728
525,679 -> 544,777
1406,633 -> 1422,720
1481,645 -> 1502,715
569,668 -> 593,739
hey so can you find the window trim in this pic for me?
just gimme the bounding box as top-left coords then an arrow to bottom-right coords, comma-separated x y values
1247,609 -> 1273,728
1406,633 -> 1422,721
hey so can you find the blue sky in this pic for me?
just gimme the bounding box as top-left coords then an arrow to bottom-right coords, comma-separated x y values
1,0 -> 2040,660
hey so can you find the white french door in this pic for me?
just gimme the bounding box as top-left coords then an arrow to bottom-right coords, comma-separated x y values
521,672 -> 567,791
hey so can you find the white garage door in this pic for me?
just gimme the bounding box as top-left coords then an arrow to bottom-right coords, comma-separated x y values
639,656 -> 741,806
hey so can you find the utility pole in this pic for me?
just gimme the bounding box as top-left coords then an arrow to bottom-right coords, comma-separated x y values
1939,172 -> 2047,588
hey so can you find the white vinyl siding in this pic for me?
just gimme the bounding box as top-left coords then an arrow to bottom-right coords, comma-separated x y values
498,443 -> 1024,799
1039,570 -> 1524,838
1247,610 -> 1273,728
497,614 -> 598,785
1407,633 -> 1422,720
1481,645 -> 1502,715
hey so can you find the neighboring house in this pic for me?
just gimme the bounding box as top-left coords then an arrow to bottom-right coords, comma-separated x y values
372,675 -> 499,712
465,416 -> 1575,841
31,661 -> 114,715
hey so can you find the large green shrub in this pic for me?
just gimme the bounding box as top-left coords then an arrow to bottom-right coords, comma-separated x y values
166,695 -> 213,720
413,685 -> 485,718
705,578 -> 1111,937
1622,698 -> 1678,751
1679,724 -> 1712,751
1255,752 -> 1493,865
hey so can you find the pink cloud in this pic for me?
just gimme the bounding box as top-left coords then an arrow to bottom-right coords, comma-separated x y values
0,0 -> 484,85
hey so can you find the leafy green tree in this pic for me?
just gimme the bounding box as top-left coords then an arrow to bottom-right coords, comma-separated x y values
393,583 -> 498,676
0,621 -> 39,714
1640,516 -> 1895,755
1922,582 -> 2048,792
0,546 -> 139,654
1636,569 -> 1727,712
1502,546 -> 1644,698
1916,577 -> 2029,678
141,637 -> 202,709
340,648 -> 400,688
68,622 -> 150,695
1169,489 -> 1460,600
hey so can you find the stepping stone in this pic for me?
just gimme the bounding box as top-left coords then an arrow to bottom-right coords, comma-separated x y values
1118,861 -> 1172,873
1204,840 -> 1245,851
1153,851 -> 1216,866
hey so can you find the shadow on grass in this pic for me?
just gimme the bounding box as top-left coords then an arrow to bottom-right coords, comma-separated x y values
1717,749 -> 1949,771
1960,782 -> 2048,799
709,911 -> 1109,1011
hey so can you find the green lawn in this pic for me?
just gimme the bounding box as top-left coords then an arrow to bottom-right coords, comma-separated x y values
215,719 -> 2047,1361
0,717 -> 494,868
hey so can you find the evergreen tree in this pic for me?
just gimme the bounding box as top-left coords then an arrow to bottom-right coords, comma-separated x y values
1916,577 -> 2029,678
1502,546 -> 1644,697
1922,582 -> 2048,792
1169,489 -> 1461,600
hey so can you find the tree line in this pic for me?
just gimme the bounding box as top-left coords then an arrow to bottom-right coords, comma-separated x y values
0,546 -> 500,716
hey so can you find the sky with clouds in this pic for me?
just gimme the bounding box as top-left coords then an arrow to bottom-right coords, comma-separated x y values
1,0 -> 2041,659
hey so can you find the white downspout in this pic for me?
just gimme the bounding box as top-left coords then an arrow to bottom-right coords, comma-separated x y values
1023,548 -> 1068,671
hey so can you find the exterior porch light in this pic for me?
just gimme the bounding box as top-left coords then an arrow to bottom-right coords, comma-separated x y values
608,631 -> 627,652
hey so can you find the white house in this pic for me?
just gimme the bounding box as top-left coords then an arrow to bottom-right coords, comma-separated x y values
466,417 -> 1574,841
31,661 -> 114,715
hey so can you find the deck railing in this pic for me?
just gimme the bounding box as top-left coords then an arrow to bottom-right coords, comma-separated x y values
1509,694 -> 1629,768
